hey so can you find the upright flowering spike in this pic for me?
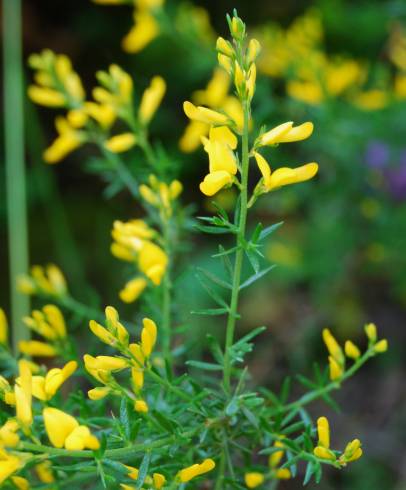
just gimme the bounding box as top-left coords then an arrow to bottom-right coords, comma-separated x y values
178,458 -> 216,483
139,76 -> 166,125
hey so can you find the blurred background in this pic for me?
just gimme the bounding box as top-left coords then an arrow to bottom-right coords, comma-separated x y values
1,0 -> 406,488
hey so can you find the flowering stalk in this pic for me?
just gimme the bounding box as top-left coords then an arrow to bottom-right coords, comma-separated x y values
223,96 -> 250,393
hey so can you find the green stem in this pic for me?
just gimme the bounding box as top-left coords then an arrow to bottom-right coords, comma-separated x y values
161,216 -> 172,369
3,0 -> 30,353
19,427 -> 200,461
223,99 -> 250,394
273,349 -> 375,415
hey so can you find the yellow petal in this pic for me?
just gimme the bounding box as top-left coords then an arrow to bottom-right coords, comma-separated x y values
43,407 -> 78,448
245,472 -> 264,488
139,76 -> 166,125
199,171 -> 233,196
105,133 -> 137,153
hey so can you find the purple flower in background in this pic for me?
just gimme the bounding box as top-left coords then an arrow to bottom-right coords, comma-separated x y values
364,141 -> 390,169
387,150 -> 406,201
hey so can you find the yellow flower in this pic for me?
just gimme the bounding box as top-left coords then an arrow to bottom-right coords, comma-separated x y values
131,367 -> 144,390
199,125 -> 238,196
0,308 -> 8,345
139,175 -> 183,215
0,420 -> 20,448
122,10 -> 159,53
105,306 -> 129,345
179,120 -> 209,153
178,458 -> 216,483
245,472 -> 264,488
183,101 -> 229,125
247,39 -> 261,64
89,320 -> 117,346
84,354 -> 128,374
19,340 -> 57,357
328,355 -> 343,380
139,76 -> 166,125
15,360 -> 32,427
374,339 -> 388,353
316,416 -> 330,448
258,121 -> 314,146
0,450 -> 22,485
275,468 -> 291,479
119,277 -> 148,303
31,360 -> 77,401
88,386 -> 112,400
27,85 -> 66,107
43,407 -> 99,450
18,264 -> 67,298
352,90 -> 389,111
141,318 -> 157,357
105,133 -> 137,153
134,399 -> 149,413
345,340 -> 361,360
200,171 -> 234,197
341,439 -> 363,463
35,461 -> 54,483
364,323 -> 377,342
313,446 -> 336,461
84,102 -> 116,129
11,475 -> 29,490
138,241 -> 168,285
254,151 -> 318,193
216,37 -> 234,57
24,304 -> 67,341
322,328 -> 344,366
269,440 -> 285,468
44,116 -> 86,164
153,473 -> 166,489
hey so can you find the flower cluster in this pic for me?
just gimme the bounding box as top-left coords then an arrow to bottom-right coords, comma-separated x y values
111,219 -> 168,303
323,323 -> 388,381
85,306 -> 157,412
313,416 -> 362,466
17,264 -> 67,298
28,53 -> 165,163
18,304 -> 68,358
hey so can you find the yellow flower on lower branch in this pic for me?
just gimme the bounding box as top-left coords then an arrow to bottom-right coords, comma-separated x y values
0,308 -> 8,345
0,450 -> 23,485
11,475 -> 29,489
275,468 -> 291,479
0,420 -> 20,448
134,399 -> 148,413
88,386 -> 112,400
119,277 -> 148,303
44,116 -> 86,164
105,133 -> 137,153
141,318 -> 157,357
200,170 -> 234,196
18,263 -> 68,298
183,101 -> 230,125
43,407 -> 99,450
345,340 -> 361,360
35,461 -> 55,483
178,458 -> 216,483
245,472 -> 264,488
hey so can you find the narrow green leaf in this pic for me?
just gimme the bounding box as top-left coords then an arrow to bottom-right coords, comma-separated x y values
195,272 -> 228,308
186,360 -> 223,371
194,224 -> 231,234
239,265 -> 275,290
303,461 -> 315,486
196,267 -> 232,289
119,398 -> 130,441
259,221 -> 283,241
135,452 -> 151,489
191,307 -> 229,316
